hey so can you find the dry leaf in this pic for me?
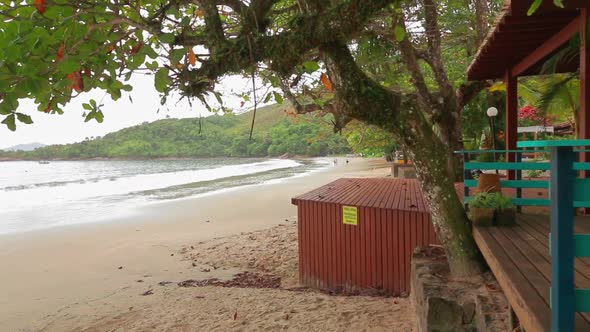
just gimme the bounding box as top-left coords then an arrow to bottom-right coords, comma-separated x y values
43,99 -> 53,113
188,47 -> 197,66
67,71 -> 83,92
34,0 -> 46,14
320,73 -> 334,92
130,42 -> 143,55
56,42 -> 64,61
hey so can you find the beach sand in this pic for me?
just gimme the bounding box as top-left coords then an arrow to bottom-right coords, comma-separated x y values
0,158 -> 414,332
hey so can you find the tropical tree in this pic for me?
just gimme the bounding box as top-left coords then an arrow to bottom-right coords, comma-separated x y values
0,0 -> 508,276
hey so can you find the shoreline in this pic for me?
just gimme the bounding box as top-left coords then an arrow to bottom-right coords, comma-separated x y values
0,154 -> 358,162
0,158 -> 400,331
0,157 -> 327,236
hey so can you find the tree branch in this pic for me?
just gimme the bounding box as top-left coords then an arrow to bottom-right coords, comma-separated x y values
198,0 -> 227,56
456,80 -> 488,109
180,0 -> 397,97
395,13 -> 433,112
423,0 -> 453,99
473,0 -> 490,46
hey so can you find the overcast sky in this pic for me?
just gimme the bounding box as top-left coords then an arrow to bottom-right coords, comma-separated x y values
0,74 -> 262,150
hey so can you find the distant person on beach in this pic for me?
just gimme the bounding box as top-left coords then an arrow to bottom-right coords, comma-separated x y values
346,159 -> 349,164
333,159 -> 337,165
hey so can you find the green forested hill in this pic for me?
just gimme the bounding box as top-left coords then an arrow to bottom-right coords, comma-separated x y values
2,104 -> 352,159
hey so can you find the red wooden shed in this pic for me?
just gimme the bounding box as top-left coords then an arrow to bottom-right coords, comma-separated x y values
291,178 -> 438,296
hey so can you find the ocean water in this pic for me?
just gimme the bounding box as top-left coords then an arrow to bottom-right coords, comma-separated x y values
0,158 -> 328,234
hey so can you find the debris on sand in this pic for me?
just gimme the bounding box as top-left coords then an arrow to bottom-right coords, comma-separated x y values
178,271 -> 281,289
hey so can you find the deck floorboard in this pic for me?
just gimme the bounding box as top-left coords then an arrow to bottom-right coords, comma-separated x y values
473,214 -> 590,332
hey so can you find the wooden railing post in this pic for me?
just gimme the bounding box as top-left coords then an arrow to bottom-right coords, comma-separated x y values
550,145 -> 576,331
463,152 -> 470,209
516,151 -> 523,213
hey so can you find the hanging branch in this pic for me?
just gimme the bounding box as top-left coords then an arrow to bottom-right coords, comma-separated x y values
247,34 -> 258,141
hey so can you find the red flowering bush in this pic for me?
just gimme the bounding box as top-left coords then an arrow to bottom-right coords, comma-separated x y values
518,105 -> 554,126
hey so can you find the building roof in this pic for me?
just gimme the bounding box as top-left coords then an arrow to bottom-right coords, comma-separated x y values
291,178 -> 429,213
467,1 -> 586,80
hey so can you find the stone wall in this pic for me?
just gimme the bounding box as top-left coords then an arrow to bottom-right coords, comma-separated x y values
411,246 -> 512,332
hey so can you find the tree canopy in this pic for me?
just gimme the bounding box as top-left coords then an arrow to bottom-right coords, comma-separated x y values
1,0 -> 519,276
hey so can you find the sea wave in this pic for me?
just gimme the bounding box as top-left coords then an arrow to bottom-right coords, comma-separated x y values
0,159 -> 301,210
0,158 -> 332,235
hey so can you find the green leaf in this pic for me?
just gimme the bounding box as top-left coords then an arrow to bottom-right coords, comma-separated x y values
393,26 -> 405,42
273,92 -> 284,104
95,111 -> 104,123
25,79 -> 42,95
16,113 -> 33,124
2,114 -> 16,131
553,0 -> 564,8
263,93 -> 272,103
154,68 -> 171,93
84,110 -> 104,123
170,48 -> 186,63
527,0 -> 542,16
57,59 -> 81,75
146,61 -> 159,70
0,97 -> 18,115
302,61 -> 320,73
84,112 -> 94,122
213,91 -> 224,105
160,33 -> 175,44
269,76 -> 281,88
144,46 -> 159,59
82,103 -> 93,111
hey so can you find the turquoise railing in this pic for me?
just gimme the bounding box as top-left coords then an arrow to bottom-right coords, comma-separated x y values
518,140 -> 590,331
459,140 -> 590,331
459,148 -> 552,208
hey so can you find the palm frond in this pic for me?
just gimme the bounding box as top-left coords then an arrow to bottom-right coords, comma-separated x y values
541,35 -> 580,75
535,74 -> 577,117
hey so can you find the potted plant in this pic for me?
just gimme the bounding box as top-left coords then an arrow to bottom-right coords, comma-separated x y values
494,194 -> 516,226
475,172 -> 501,194
468,192 -> 496,226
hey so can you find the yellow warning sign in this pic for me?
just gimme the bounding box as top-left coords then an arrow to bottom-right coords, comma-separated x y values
342,206 -> 358,225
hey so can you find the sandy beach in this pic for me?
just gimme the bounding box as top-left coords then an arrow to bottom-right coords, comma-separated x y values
0,158 -> 415,332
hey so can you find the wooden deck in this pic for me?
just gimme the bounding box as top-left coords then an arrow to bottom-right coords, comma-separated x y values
474,214 -> 590,332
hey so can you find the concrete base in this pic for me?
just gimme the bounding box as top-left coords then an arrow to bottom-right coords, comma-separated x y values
411,246 -> 511,332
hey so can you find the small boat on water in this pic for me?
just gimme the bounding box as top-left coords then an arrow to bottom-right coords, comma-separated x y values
38,160 -> 50,164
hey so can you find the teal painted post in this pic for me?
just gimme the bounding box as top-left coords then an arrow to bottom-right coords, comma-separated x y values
516,152 -> 522,213
550,146 -> 576,332
463,152 -> 470,209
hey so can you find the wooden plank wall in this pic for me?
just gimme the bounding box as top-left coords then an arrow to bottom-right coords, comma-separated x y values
295,178 -> 438,296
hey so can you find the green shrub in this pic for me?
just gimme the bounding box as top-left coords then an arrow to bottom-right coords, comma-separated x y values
526,169 -> 543,178
476,152 -> 495,162
469,192 -> 514,210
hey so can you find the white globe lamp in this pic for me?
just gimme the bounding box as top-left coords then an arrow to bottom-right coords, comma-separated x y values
487,107 -> 498,118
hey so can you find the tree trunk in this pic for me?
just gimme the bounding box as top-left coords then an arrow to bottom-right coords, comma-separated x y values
407,133 -> 483,276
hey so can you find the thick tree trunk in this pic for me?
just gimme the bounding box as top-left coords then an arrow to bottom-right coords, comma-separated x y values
407,133 -> 483,276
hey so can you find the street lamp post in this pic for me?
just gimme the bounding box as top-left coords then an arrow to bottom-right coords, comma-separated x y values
487,107 -> 499,163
